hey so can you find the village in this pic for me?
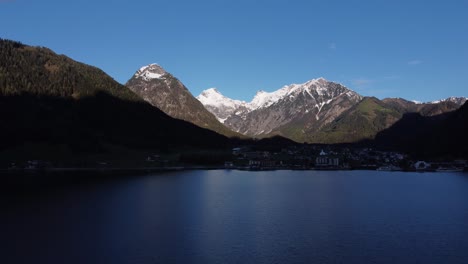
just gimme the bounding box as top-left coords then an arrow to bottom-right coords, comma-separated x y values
4,145 -> 468,173
225,145 -> 468,172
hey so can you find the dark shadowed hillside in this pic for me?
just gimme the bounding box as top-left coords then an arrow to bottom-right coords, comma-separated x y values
374,102 -> 468,158
0,39 -> 229,162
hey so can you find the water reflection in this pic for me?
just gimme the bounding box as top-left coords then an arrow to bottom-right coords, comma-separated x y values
2,170 -> 468,263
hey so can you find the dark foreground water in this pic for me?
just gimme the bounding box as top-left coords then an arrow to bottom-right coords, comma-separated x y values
2,170 -> 468,264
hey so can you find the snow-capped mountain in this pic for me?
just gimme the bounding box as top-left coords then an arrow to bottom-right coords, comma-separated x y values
125,64 -> 239,137
197,78 -> 362,142
128,65 -> 466,143
196,88 -> 249,122
430,97 -> 468,106
410,96 -> 467,106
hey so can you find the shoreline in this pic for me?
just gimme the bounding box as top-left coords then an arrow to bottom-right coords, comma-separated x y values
1,166 -> 465,173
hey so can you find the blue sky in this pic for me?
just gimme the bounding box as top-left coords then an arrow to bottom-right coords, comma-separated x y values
1,0 -> 467,102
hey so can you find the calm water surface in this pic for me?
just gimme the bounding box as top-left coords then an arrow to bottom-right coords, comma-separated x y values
2,170 -> 468,264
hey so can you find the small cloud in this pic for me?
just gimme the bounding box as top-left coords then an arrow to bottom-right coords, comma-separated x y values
352,78 -> 373,87
408,60 -> 423,65
329,43 -> 336,50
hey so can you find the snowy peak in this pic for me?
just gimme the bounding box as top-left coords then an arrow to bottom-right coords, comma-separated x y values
197,88 -> 249,123
198,77 -> 359,114
134,63 -> 167,81
250,78 -> 325,109
197,88 -> 246,108
297,77 -> 327,90
249,77 -> 358,109
198,88 -> 223,99
198,78 -> 350,112
250,87 -> 288,109
430,97 -> 467,106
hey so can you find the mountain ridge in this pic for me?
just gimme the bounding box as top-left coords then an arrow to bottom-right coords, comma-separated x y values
1,38 -> 466,154
197,80 -> 465,143
198,78 -> 362,141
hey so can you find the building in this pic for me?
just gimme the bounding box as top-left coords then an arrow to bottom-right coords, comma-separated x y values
315,150 -> 340,167
315,156 -> 340,167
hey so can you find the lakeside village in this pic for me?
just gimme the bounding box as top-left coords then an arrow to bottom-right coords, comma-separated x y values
224,146 -> 467,172
6,145 -> 468,172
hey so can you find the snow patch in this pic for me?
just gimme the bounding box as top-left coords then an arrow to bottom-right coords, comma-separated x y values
218,117 -> 228,123
197,88 -> 247,109
134,63 -> 166,81
250,88 -> 289,109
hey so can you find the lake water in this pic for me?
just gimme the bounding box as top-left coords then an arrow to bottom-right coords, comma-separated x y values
2,170 -> 468,264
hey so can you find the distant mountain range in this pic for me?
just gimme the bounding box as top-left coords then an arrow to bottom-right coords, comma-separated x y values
197,81 -> 466,143
412,97 -> 468,105
1,38 -> 467,161
122,61 -> 466,145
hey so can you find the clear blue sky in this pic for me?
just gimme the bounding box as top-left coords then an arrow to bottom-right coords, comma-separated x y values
1,0 -> 467,102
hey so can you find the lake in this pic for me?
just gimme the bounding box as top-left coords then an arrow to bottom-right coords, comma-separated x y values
2,170 -> 468,264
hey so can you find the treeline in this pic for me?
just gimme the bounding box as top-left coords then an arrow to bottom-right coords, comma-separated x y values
0,38 -> 138,101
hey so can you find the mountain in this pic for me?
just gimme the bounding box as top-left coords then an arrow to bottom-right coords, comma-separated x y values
0,39 -> 229,161
198,79 -> 465,143
198,78 -> 362,143
382,97 -> 464,116
4,36 -> 462,159
430,97 -> 467,105
125,64 -> 239,137
374,101 -> 468,158
197,88 -> 250,123
309,97 -> 401,143
314,97 -> 465,144
296,96 -> 463,144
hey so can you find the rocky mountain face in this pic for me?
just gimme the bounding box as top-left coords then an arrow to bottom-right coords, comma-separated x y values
198,78 -> 362,142
125,64 -> 239,137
